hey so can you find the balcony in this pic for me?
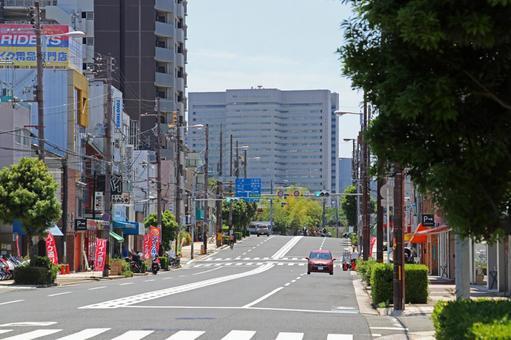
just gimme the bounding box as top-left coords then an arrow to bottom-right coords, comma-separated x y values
176,52 -> 185,67
155,47 -> 173,62
155,0 -> 174,12
155,72 -> 173,88
176,77 -> 185,91
159,98 -> 174,113
155,21 -> 175,38
176,3 -> 185,18
176,27 -> 185,43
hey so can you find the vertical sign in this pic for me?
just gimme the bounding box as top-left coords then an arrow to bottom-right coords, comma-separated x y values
94,238 -> 107,272
143,234 -> 150,259
113,98 -> 122,129
15,234 -> 20,257
45,233 -> 59,265
149,226 -> 160,258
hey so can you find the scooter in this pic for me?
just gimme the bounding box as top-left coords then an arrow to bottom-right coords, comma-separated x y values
151,257 -> 160,275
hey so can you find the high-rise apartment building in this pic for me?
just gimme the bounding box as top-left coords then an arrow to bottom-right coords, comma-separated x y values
188,89 -> 339,192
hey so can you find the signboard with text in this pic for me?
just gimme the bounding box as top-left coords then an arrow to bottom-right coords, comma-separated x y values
94,238 -> 107,272
45,233 -> 58,265
235,178 -> 261,202
0,24 -> 71,67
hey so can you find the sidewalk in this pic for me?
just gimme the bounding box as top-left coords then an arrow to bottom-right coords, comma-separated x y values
179,239 -> 225,264
352,272 -> 508,317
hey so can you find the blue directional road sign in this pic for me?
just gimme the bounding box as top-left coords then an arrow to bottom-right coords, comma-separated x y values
235,178 -> 262,202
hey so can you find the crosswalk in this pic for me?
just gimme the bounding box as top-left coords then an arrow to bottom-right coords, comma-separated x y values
0,328 -> 355,340
204,257 -> 303,261
192,262 -> 346,268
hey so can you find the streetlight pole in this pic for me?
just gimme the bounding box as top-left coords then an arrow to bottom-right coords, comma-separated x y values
243,149 -> 247,178
155,98 -> 163,243
103,55 -> 113,278
34,1 -> 44,161
203,124 -> 209,254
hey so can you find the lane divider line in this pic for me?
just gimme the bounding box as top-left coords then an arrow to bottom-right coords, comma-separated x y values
242,287 -> 283,308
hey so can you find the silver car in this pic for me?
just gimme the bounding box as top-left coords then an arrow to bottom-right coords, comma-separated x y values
256,225 -> 270,236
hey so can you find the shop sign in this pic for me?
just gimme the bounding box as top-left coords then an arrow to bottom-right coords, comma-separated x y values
422,214 -> 435,227
45,233 -> 59,265
75,218 -> 87,231
149,226 -> 160,258
94,238 -> 107,272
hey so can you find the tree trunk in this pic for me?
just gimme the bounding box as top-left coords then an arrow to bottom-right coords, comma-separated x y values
455,233 -> 471,300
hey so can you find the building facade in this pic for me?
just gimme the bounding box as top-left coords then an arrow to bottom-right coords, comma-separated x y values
188,89 -> 339,192
338,157 -> 352,194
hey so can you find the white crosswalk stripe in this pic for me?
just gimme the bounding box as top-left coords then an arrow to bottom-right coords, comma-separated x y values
192,261 -> 342,269
111,330 -> 154,340
1,329 -> 63,340
166,330 -> 205,340
276,332 -> 304,340
56,328 -> 110,340
221,330 -> 256,340
0,328 -> 355,339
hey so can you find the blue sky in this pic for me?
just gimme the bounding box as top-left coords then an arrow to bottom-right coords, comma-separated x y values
187,0 -> 362,157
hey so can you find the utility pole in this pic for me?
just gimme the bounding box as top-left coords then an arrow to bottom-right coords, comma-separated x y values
229,134 -> 233,177
218,124 -> 223,177
335,196 -> 340,238
269,179 -> 274,231
393,165 -> 405,311
203,124 -> 209,253
321,198 -> 326,229
376,176 -> 384,263
155,98 -> 163,244
62,156 -> 68,264
362,97 -> 370,260
216,180 -> 223,247
235,140 -> 239,178
34,1 -> 45,161
174,115 -> 181,254
102,55 -> 113,278
243,149 -> 247,178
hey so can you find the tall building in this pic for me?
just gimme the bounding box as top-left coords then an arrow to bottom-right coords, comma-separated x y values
338,157 -> 353,194
188,88 -> 339,192
95,0 -> 188,127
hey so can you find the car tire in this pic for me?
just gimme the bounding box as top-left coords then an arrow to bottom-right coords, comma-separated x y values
307,271 -> 310,275
257,234 -> 260,237
330,271 -> 333,275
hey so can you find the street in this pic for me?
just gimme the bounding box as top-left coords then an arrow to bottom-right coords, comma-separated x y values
0,235 -> 422,340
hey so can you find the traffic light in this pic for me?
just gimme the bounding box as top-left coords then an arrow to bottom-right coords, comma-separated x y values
28,7 -> 36,26
314,190 -> 330,197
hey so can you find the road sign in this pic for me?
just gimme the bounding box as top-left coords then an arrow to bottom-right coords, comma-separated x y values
277,190 -> 284,198
235,178 -> 262,202
293,190 -> 300,197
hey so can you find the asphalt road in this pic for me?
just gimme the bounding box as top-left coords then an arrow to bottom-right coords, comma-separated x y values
0,236 -> 423,339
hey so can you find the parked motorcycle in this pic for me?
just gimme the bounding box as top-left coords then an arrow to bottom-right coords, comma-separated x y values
151,257 -> 160,275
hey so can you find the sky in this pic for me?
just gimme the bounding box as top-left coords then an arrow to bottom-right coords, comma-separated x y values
186,0 -> 362,158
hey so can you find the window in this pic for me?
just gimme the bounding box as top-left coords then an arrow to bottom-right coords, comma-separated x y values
86,12 -> 94,20
81,12 -> 87,18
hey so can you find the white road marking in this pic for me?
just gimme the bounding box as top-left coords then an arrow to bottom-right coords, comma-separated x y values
48,292 -> 71,297
236,263 -> 243,266
56,328 -> 110,340
214,263 -> 222,267
235,257 -> 241,260
1,329 -> 62,340
120,282 -> 134,286
372,334 -> 382,337
253,257 -> 260,260
224,258 -> 231,261
292,257 -> 298,261
243,257 -> 250,260
111,330 -> 154,340
291,280 -> 296,283
256,262 -> 263,265
327,335 -> 353,340
282,257 -> 289,260
320,237 -> 327,250
88,286 -> 106,291
288,263 -> 294,266
204,258 -> 213,261
0,330 -> 12,335
221,330 -> 256,340
296,277 -> 301,280
276,332 -> 304,340
277,263 -> 284,266
0,300 -> 23,306
193,267 -> 223,275
163,277 -> 173,280
263,257 -> 269,260
204,264 -> 213,267
298,263 -> 305,266
166,330 -> 205,340
126,305 -> 359,314
284,283 -> 290,287
242,287 -> 283,308
0,322 -> 57,327
80,264 -> 274,309
144,279 -> 155,282
370,327 -> 408,331
193,264 -> 204,268
214,258 -> 222,261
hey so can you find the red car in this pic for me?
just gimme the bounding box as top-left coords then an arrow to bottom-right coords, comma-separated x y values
306,249 -> 336,275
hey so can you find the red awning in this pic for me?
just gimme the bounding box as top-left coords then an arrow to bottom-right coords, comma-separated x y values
409,224 -> 429,244
410,225 -> 451,243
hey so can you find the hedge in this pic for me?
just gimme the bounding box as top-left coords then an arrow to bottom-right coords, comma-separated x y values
433,300 -> 511,340
370,263 -> 393,305
471,321 -> 511,339
159,256 -> 169,270
369,263 -> 429,305
357,259 -> 377,285
14,266 -> 54,285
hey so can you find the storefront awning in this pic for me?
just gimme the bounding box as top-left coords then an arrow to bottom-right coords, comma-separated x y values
410,224 -> 450,243
113,220 -> 138,230
109,230 -> 124,242
47,225 -> 64,236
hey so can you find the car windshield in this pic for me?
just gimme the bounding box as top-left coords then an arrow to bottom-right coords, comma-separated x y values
309,252 -> 331,260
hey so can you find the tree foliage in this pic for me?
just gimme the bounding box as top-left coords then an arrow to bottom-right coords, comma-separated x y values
0,158 -> 62,244
144,210 -> 178,251
341,184 -> 358,228
222,199 -> 257,231
339,0 -> 511,239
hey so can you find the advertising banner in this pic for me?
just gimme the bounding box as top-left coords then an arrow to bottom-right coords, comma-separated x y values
94,238 -> 107,272
369,236 -> 377,258
45,233 -> 59,265
0,24 -> 71,68
149,226 -> 161,258
15,234 -> 20,257
143,234 -> 150,259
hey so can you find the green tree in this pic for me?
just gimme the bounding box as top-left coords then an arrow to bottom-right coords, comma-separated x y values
144,210 -> 178,251
222,199 -> 257,231
341,185 -> 358,229
339,1 -> 511,239
0,158 -> 61,256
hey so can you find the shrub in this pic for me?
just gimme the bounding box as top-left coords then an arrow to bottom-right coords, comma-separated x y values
179,231 -> 192,246
14,266 -> 54,285
31,256 -> 52,269
433,300 -> 511,340
159,256 -> 169,270
357,259 -> 377,285
405,264 -> 428,303
370,263 -> 393,305
471,321 -> 511,339
235,232 -> 242,241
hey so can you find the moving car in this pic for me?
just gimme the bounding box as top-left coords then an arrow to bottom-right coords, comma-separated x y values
256,224 -> 271,236
306,249 -> 335,275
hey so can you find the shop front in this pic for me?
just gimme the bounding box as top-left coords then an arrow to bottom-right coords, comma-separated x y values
73,218 -> 108,271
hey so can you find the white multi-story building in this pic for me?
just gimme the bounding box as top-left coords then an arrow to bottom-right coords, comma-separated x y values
188,88 -> 339,193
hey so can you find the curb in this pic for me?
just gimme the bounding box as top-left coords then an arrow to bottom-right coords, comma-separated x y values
351,272 -> 378,315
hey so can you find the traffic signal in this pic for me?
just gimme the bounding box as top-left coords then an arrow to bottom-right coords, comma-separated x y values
314,190 -> 330,197
28,7 -> 36,26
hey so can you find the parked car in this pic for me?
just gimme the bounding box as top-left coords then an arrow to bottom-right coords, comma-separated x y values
256,225 -> 271,236
306,249 -> 336,275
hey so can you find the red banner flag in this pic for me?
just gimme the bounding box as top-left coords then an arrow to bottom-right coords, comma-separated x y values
149,226 -> 160,258
143,234 -> 150,260
15,234 -> 20,257
94,238 -> 107,272
369,236 -> 377,258
45,233 -> 59,265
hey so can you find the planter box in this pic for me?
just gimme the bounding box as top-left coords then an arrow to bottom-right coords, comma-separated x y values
109,262 -> 123,276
